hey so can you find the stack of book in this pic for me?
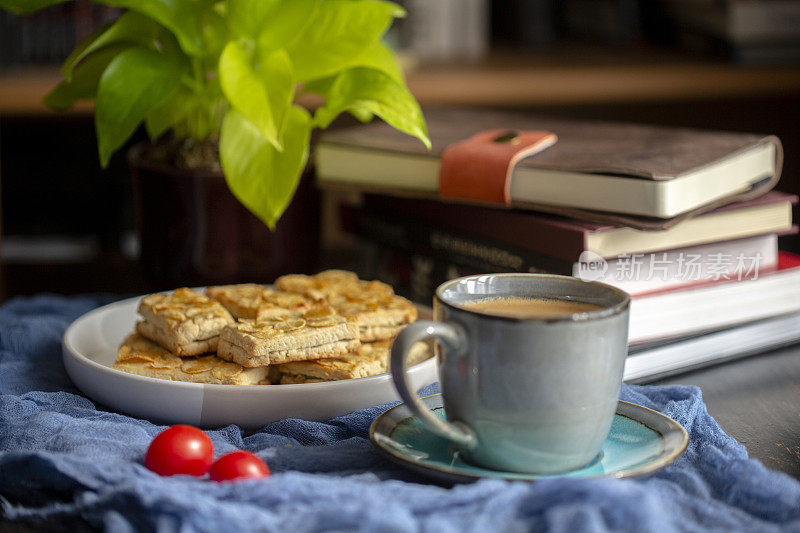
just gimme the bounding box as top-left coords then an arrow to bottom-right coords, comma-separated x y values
315,108 -> 799,382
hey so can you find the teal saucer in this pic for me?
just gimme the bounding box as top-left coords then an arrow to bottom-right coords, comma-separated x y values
370,394 -> 688,483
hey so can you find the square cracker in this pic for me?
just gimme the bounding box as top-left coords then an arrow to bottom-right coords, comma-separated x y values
278,340 -> 431,383
328,292 -> 418,342
206,283 -> 314,320
274,270 -> 394,301
216,304 -> 360,367
137,287 -> 234,356
112,334 -> 270,385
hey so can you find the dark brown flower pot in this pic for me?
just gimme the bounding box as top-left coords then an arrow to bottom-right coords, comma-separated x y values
128,143 -> 320,289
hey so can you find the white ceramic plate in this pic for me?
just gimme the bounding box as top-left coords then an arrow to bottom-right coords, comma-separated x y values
62,294 -> 438,429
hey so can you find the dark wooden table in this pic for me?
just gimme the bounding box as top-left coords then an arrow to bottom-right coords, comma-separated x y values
655,343 -> 800,479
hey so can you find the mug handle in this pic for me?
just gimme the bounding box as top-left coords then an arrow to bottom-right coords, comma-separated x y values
390,320 -> 477,450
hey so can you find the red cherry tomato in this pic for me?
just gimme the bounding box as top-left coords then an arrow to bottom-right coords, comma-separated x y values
145,425 -> 214,477
209,451 -> 270,482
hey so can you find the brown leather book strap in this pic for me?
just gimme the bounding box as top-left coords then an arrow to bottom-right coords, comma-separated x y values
439,129 -> 557,204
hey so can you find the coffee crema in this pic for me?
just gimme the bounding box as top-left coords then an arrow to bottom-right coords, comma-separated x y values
462,297 -> 603,319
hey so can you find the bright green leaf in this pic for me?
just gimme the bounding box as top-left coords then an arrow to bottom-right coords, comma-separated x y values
351,39 -> 404,82
144,85 -> 193,140
303,75 -> 335,96
197,7 -> 228,58
258,48 -> 295,144
304,39 -> 402,94
313,67 -> 429,148
60,21 -> 114,81
212,1 -> 226,17
304,74 -> 373,122
96,0 -> 211,56
302,36 -> 402,87
45,45 -> 128,111
219,41 -> 295,150
0,0 -> 68,14
227,0 -> 317,51
95,47 -> 185,167
61,11 -> 160,82
287,0 -> 404,82
257,0 -> 318,52
219,41 -> 276,146
227,0 -> 278,38
349,107 -> 374,122
220,106 -> 311,229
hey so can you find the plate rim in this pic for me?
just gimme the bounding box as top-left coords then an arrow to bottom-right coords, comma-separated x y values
62,293 -> 437,393
369,394 -> 689,483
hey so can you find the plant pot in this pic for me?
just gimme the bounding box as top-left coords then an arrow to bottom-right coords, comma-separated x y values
128,142 -> 320,289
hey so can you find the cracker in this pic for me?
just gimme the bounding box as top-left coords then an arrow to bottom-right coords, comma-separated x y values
274,270 -> 394,301
216,304 -> 360,367
277,340 -> 431,383
206,283 -> 314,320
112,334 -> 270,385
137,288 -> 234,356
329,292 -> 418,342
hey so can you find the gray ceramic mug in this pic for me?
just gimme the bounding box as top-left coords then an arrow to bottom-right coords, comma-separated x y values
391,274 -> 630,474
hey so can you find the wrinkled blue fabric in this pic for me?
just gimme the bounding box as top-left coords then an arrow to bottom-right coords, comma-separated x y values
1,295 -> 799,532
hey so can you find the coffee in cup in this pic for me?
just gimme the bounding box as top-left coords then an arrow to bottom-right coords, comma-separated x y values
462,296 -> 603,319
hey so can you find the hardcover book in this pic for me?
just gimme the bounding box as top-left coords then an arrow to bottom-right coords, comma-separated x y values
624,311 -> 800,382
317,108 -> 783,227
351,210 -> 785,296
356,191 -> 796,262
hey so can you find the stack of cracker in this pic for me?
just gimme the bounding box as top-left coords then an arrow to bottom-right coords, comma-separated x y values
113,288 -> 271,385
216,272 -> 426,384
112,272 -> 431,385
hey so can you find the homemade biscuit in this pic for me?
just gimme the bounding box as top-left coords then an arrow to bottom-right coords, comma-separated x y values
278,340 -> 431,384
137,288 -> 234,356
112,334 -> 270,385
329,292 -> 418,342
216,304 -> 360,367
206,283 -> 314,320
274,270 -> 394,301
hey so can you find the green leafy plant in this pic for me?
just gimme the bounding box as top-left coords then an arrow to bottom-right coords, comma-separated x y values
2,0 -> 430,228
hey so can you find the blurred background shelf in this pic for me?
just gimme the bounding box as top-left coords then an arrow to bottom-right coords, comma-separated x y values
407,50 -> 800,106
4,50 -> 800,114
0,66 -> 93,115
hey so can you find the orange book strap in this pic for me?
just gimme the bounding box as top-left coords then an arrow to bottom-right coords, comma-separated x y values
439,129 -> 558,204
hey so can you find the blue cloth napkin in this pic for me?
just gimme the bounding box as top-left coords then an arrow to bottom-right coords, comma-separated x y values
1,295 -> 799,532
